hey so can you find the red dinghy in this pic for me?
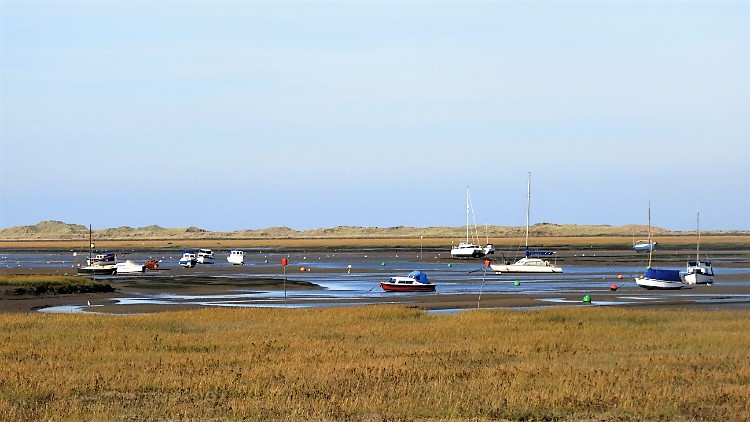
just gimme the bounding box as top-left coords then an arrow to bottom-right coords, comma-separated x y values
380,271 -> 435,292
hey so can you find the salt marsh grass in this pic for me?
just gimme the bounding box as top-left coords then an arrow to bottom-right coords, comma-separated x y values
1,306 -> 748,420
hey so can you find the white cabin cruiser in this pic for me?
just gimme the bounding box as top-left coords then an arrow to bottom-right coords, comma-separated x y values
491,255 -> 562,274
489,173 -> 562,274
450,187 -> 494,259
115,260 -> 146,274
179,250 -> 197,268
681,212 -> 714,285
227,250 -> 245,265
197,249 -> 215,264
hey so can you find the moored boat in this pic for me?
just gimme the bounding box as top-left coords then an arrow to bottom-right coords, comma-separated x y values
490,173 -> 562,274
115,260 -> 146,274
87,252 -> 116,266
635,203 -> 683,290
227,250 -> 245,265
633,239 -> 656,252
681,212 -> 714,285
197,249 -> 215,264
380,270 -> 436,292
179,250 -> 197,268
77,225 -> 117,275
450,187 -> 494,259
636,268 -> 684,290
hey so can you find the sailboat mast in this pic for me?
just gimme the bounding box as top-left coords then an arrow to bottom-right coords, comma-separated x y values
88,224 -> 92,264
465,187 -> 470,243
647,202 -> 653,268
525,173 -> 530,250
696,211 -> 701,262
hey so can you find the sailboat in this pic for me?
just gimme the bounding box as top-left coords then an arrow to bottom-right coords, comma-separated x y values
77,225 -> 117,275
450,187 -> 495,259
681,212 -> 714,285
635,203 -> 683,289
490,173 -> 562,274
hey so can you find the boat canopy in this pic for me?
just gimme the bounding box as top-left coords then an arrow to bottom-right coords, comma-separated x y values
645,268 -> 682,282
526,248 -> 554,257
408,270 -> 429,284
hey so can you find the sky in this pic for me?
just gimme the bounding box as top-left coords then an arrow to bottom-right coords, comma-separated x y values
1,0 -> 748,232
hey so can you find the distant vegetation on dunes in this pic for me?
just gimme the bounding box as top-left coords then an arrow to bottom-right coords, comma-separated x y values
0,220 -> 747,241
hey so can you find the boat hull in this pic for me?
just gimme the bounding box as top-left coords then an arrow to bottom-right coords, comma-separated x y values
380,282 -> 436,292
115,261 -> 145,274
179,259 -> 197,268
635,277 -> 684,290
682,272 -> 714,285
636,268 -> 684,290
77,265 -> 117,275
490,257 -> 563,274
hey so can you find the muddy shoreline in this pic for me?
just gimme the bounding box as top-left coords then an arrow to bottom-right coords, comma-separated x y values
2,248 -> 749,314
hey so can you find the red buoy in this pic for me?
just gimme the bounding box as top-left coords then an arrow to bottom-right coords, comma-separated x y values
610,284 -> 618,291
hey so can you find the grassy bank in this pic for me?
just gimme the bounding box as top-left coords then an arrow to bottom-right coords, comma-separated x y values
1,306 -> 748,420
0,274 -> 113,295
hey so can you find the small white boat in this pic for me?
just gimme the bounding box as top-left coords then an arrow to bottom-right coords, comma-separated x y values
635,203 -> 683,290
491,256 -> 562,274
490,173 -> 562,274
682,260 -> 714,285
451,242 -> 495,259
450,187 -> 494,259
77,263 -> 117,275
681,212 -> 714,285
179,250 -> 197,268
196,249 -> 215,264
227,250 -> 245,265
87,252 -> 116,266
115,260 -> 146,274
636,268 -> 684,290
633,239 -> 656,252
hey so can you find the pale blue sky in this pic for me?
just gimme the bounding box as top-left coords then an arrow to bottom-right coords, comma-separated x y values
1,1 -> 748,231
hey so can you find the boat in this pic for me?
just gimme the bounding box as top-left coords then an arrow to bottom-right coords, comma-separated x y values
77,225 -> 117,275
115,260 -> 146,274
87,252 -> 116,266
490,173 -> 562,274
196,249 -> 215,264
227,250 -> 245,265
450,187 -> 495,259
380,270 -> 436,292
144,259 -> 160,270
633,239 -> 657,252
179,250 -> 197,268
635,203 -> 683,290
682,212 -> 714,285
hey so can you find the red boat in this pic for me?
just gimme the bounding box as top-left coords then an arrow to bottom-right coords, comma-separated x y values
380,271 -> 435,292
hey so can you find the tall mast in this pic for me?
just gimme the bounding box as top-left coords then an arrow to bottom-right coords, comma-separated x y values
696,211 -> 701,261
88,224 -> 93,264
525,172 -> 530,250
465,186 -> 470,243
647,202 -> 652,268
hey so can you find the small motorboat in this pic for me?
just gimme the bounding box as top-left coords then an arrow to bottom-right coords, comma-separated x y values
227,250 -> 245,265
115,260 -> 146,274
87,252 -> 116,266
633,240 -> 657,252
179,250 -> 197,268
380,270 -> 435,292
77,263 -> 117,275
197,249 -> 215,264
636,268 -> 684,290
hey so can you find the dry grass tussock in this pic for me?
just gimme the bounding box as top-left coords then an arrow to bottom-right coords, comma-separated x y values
1,307 -> 749,421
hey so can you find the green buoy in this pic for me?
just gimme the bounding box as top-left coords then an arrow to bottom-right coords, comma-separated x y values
514,280 -> 520,286
583,295 -> 592,304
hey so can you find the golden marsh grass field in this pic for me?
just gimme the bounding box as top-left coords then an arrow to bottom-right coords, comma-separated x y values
2,306 -> 749,421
